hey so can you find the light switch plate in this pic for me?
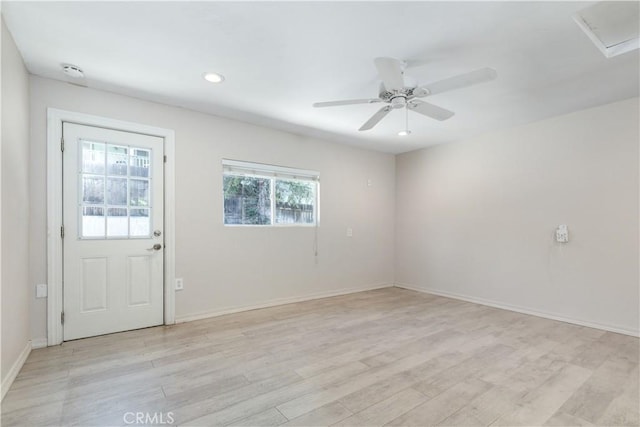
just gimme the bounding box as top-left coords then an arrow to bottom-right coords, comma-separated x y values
556,225 -> 569,243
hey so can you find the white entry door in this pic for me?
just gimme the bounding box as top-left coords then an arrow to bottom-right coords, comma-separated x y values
63,123 -> 164,340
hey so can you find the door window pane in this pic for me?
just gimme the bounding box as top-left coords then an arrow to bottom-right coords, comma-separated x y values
130,148 -> 150,178
82,176 -> 105,204
82,206 -> 105,238
81,141 -> 105,174
130,179 -> 150,207
107,145 -> 128,176
107,208 -> 128,237
78,141 -> 154,239
130,209 -> 150,237
106,178 -> 127,206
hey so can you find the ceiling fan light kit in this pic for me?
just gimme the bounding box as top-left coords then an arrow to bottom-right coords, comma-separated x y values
313,57 -> 497,133
399,103 -> 411,137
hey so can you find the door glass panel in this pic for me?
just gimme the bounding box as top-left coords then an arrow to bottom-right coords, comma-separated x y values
106,178 -> 127,206
130,209 -> 150,237
82,176 -> 105,204
107,145 -> 128,176
130,148 -> 150,178
130,179 -> 150,207
78,141 -> 153,239
107,208 -> 128,237
81,141 -> 106,174
82,206 -> 105,238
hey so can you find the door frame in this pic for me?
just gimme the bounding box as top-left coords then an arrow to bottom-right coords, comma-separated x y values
47,108 -> 176,345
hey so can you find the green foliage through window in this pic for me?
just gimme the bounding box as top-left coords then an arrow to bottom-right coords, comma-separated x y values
223,174 -> 317,225
275,180 -> 315,224
223,175 -> 271,225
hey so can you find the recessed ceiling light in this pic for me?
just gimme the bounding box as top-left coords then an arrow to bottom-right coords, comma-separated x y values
62,64 -> 84,79
203,72 -> 225,83
398,130 -> 411,136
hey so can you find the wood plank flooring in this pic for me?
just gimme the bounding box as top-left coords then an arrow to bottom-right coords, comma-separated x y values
2,288 -> 638,426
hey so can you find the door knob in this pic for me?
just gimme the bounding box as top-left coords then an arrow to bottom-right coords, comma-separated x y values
147,243 -> 162,251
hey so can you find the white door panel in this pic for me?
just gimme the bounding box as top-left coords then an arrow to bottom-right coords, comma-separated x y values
63,123 -> 164,340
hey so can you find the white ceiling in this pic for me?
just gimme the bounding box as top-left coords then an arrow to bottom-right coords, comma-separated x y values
3,1 -> 638,153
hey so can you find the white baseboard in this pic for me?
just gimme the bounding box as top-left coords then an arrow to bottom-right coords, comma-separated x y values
31,338 -> 48,349
1,341 -> 31,401
395,283 -> 639,338
175,283 -> 393,323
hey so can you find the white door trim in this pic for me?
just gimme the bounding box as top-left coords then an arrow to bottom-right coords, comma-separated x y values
47,108 -> 176,345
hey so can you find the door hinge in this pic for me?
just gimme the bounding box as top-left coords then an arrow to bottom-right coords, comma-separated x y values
61,311 -> 65,324
163,155 -> 167,163
61,226 -> 65,238
61,137 -> 64,152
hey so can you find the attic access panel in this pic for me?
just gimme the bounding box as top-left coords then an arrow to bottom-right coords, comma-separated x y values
574,1 -> 640,58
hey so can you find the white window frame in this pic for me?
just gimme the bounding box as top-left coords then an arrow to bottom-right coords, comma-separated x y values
222,159 -> 320,227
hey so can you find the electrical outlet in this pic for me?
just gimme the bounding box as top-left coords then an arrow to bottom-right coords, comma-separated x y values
36,284 -> 48,298
346,227 -> 353,237
175,278 -> 184,291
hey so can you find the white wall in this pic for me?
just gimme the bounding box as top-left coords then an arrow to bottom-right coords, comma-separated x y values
396,97 -> 639,336
29,76 -> 395,341
1,18 -> 31,394
25,71 -> 639,343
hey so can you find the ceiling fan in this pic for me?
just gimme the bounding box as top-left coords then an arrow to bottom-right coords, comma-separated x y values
313,57 -> 497,132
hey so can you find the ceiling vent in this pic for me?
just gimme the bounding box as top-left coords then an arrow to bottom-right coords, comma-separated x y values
62,64 -> 84,78
574,1 -> 639,58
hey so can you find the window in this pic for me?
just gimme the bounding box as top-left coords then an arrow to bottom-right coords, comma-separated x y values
79,140 -> 152,238
222,160 -> 319,226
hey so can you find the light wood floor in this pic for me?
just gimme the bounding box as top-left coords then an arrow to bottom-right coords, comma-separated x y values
2,288 -> 638,426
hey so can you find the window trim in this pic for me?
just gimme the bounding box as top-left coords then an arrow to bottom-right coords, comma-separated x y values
222,159 -> 320,227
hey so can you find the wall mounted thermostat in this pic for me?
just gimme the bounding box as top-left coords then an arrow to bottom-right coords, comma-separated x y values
556,224 -> 569,243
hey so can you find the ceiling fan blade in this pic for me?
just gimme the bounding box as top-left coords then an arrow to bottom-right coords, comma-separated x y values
374,57 -> 405,92
359,106 -> 392,131
313,98 -> 382,108
405,59 -> 430,69
419,67 -> 497,96
408,100 -> 455,121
